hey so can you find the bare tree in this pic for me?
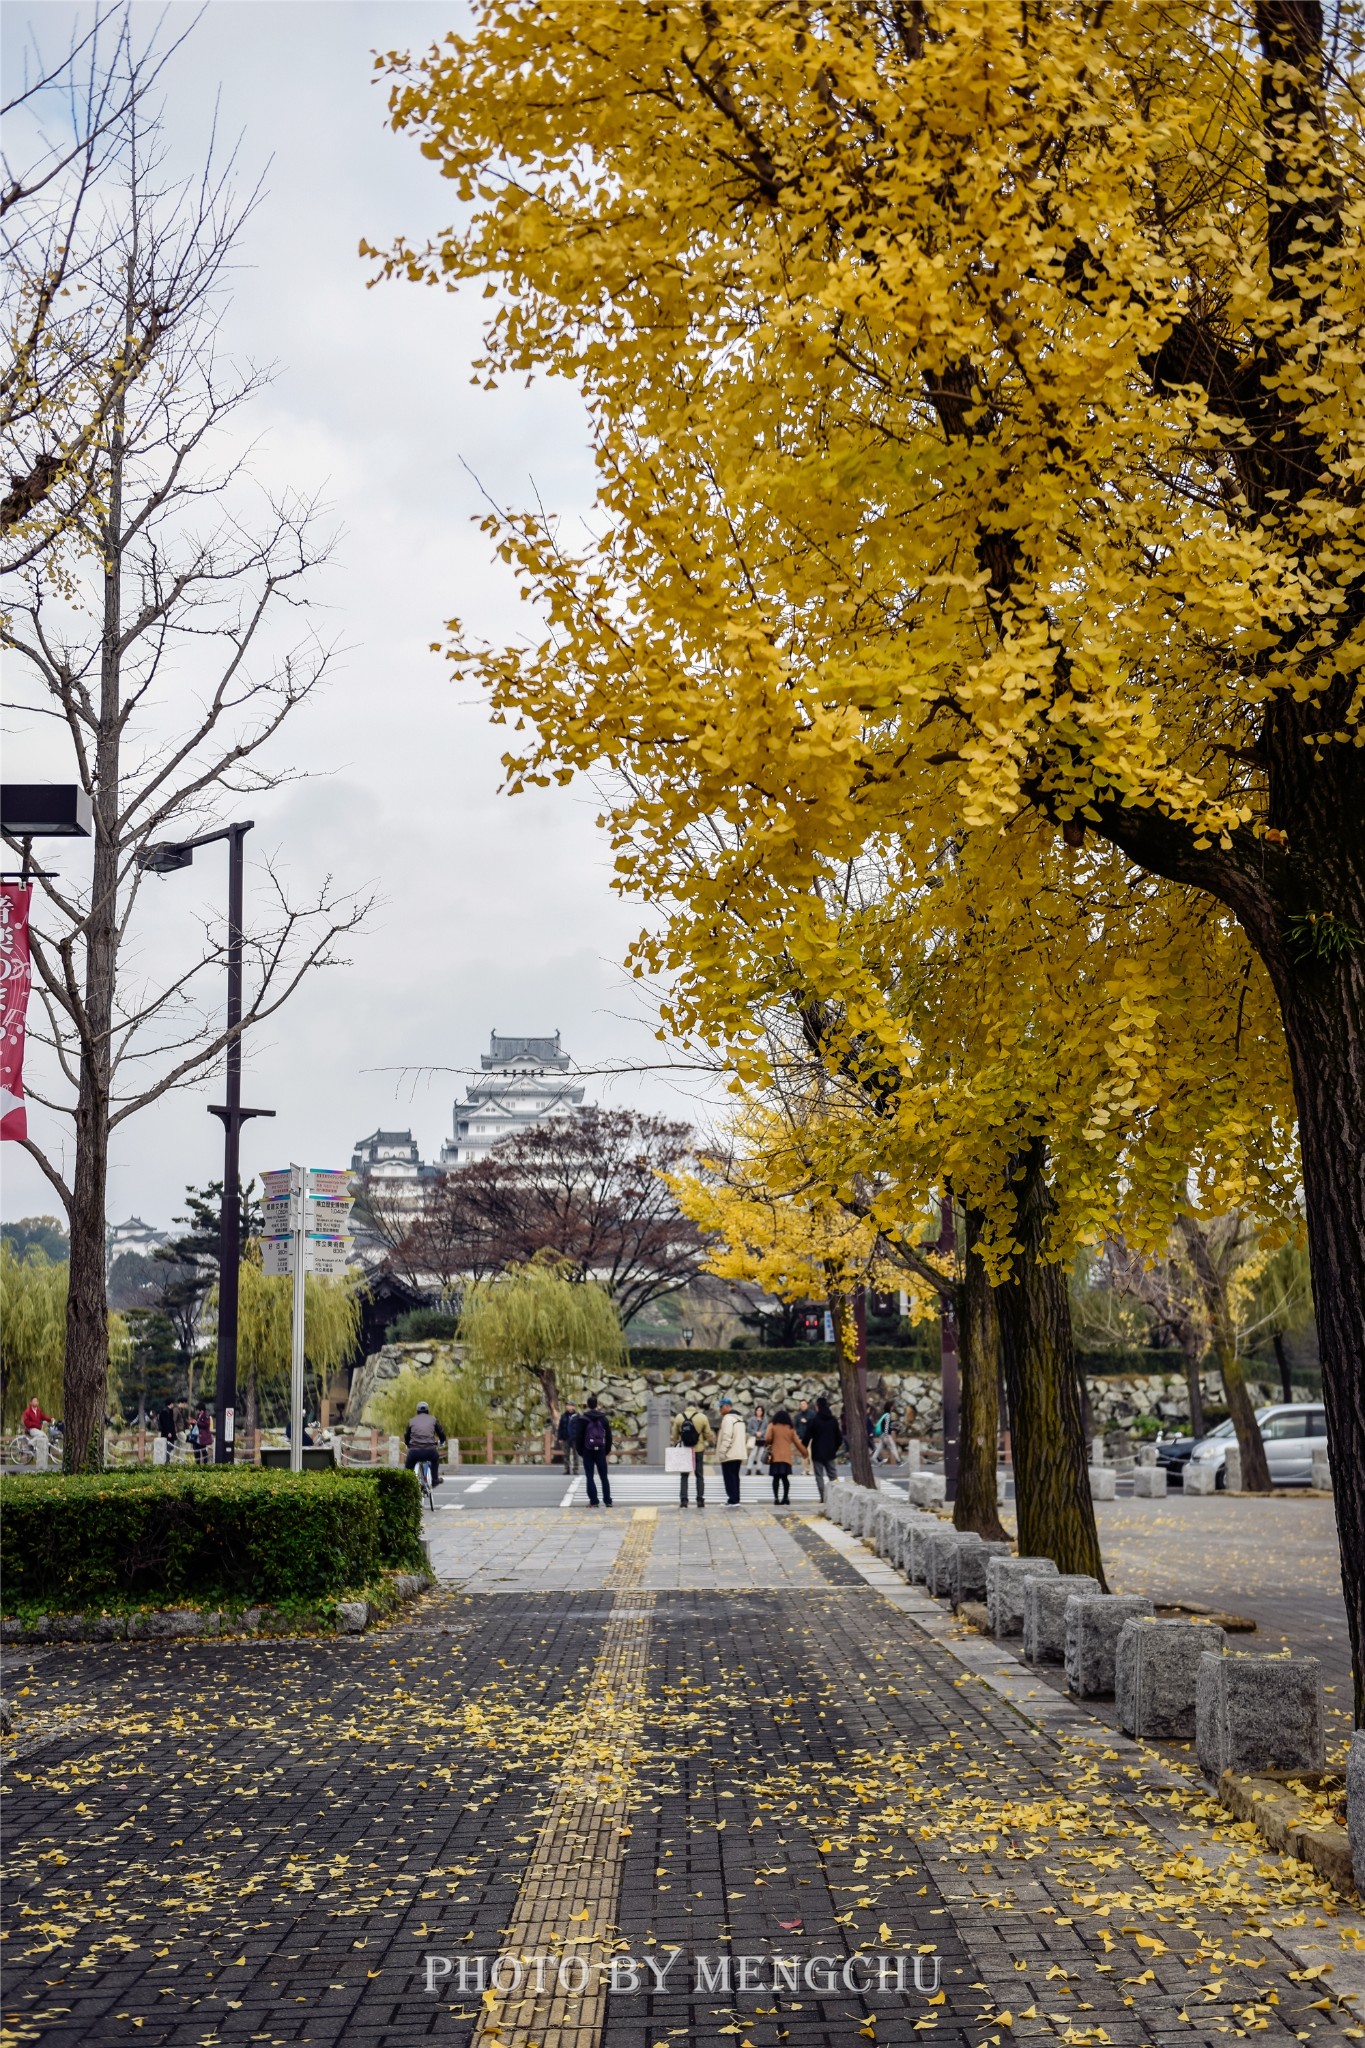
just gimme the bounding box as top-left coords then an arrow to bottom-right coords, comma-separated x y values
468,1108 -> 702,1324
1,6 -> 207,565
1,67 -> 369,1471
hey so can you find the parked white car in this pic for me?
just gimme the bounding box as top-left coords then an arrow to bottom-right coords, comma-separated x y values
1185,1403 -> 1326,1488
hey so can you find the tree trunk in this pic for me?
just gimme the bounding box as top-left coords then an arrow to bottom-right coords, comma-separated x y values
1178,1218 -> 1271,1492
537,1365 -> 560,1429
1181,1335 -> 1206,1442
996,1140 -> 1106,1584
244,1370 -> 258,1439
1272,1330 -> 1294,1408
62,404 -> 125,1474
954,1211 -> 1006,1541
1277,963 -> 1365,1723
830,1287 -> 873,1487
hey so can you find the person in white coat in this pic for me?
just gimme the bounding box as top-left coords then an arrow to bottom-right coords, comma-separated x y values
716,1397 -> 747,1507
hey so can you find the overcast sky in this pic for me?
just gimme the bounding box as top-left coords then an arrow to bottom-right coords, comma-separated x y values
2,1 -> 724,1232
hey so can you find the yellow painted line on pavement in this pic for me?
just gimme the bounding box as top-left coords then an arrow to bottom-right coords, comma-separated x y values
472,1509 -> 656,2048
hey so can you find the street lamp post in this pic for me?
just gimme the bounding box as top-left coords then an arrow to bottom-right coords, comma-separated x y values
138,823 -> 274,1463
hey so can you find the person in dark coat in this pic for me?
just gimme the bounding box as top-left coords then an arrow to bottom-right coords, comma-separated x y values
807,1395 -> 843,1502
558,1402 -> 581,1474
574,1395 -> 613,1507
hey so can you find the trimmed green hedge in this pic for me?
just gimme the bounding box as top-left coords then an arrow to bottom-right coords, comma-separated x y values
0,1467 -> 423,1611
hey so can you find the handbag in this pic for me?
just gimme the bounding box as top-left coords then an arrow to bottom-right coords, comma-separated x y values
665,1445 -> 694,1473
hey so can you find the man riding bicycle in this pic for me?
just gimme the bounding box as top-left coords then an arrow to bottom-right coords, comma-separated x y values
404,1401 -> 447,1489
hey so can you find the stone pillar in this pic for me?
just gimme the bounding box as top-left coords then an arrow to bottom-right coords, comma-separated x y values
645,1394 -> 672,1469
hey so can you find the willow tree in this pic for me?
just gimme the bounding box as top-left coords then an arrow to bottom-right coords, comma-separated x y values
458,1256 -> 626,1428
224,1262 -> 363,1433
378,0 -> 1365,1714
0,1244 -> 67,1428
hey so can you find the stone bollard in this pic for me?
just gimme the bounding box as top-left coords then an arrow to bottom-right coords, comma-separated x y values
825,1481 -> 849,1523
1116,1617 -> 1227,1739
873,1501 -> 912,1558
905,1441 -> 924,1472
152,1435 -> 169,1467
1088,1466 -> 1118,1501
909,1471 -> 947,1508
1132,1466 -> 1167,1497
955,1537 -> 1013,1609
925,1528 -> 975,1599
1136,1444 -> 1158,1467
1312,1448 -> 1332,1492
1023,1574 -> 1101,1663
1183,1462 -> 1217,1495
387,1435 -> 402,1468
988,1555 -> 1057,1637
1223,1444 -> 1242,1492
1064,1594 -> 1156,1697
897,1513 -> 938,1575
1196,1651 -> 1324,1779
850,1488 -> 880,1536
906,1518 -> 948,1585
1348,1730 -> 1365,1900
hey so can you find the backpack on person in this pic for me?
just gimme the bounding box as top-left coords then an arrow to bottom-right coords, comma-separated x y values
680,1415 -> 700,1448
583,1411 -> 608,1455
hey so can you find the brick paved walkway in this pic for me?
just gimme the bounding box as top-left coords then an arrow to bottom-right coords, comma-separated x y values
3,1510 -> 1360,2048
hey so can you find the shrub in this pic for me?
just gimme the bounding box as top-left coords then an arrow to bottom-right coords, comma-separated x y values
389,1309 -> 460,1341
0,1467 -> 423,1611
370,1466 -> 425,1571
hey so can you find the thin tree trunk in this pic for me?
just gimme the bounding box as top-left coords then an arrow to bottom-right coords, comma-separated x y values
1181,1334 -> 1206,1442
954,1209 -> 1006,1541
830,1285 -> 873,1487
62,409 -> 124,1473
1273,1330 -> 1294,1408
996,1140 -> 1106,1584
1179,1219 -> 1271,1491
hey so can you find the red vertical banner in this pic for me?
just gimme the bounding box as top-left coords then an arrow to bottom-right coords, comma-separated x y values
0,884 -> 33,1141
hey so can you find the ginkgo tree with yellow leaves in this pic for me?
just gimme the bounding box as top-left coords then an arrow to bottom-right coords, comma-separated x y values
670,1110 -> 919,1491
376,0 -> 1365,1714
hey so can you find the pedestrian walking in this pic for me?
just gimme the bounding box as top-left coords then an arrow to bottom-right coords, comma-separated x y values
806,1394 -> 842,1500
796,1400 -> 814,1448
577,1395 -> 613,1507
764,1408 -> 807,1506
715,1396 -> 746,1506
873,1403 -> 903,1464
157,1400 -> 177,1446
671,1400 -> 713,1507
744,1404 -> 768,1474
558,1401 -> 581,1474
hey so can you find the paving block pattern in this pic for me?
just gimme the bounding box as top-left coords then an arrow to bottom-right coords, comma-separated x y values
1022,1574 -> 1101,1663
1063,1593 -> 1156,1697
1196,1651 -> 1325,1779
1115,1617 -> 1227,1739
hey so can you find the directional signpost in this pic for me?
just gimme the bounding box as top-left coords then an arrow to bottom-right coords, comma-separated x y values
261,1166 -> 355,1472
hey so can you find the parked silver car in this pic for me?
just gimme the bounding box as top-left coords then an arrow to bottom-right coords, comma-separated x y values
1185,1403 -> 1326,1487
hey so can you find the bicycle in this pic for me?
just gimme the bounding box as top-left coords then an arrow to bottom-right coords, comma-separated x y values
418,1456 -> 437,1514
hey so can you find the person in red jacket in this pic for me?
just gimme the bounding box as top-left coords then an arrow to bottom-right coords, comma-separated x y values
21,1397 -> 51,1436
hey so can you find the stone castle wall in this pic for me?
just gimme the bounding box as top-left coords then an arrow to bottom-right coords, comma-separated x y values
347,1341 -> 1305,1445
